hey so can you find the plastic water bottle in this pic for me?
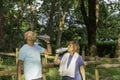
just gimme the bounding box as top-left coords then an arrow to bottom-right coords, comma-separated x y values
56,47 -> 68,54
37,34 -> 50,40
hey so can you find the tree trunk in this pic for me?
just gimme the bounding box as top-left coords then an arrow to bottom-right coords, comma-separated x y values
0,1 -> 5,51
46,0 -> 56,36
29,1 -> 34,31
80,0 -> 99,56
56,13 -> 66,47
115,34 -> 120,58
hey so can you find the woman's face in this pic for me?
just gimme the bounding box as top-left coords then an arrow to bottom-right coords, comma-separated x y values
68,43 -> 74,52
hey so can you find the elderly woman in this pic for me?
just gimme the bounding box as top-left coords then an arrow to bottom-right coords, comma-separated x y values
54,40 -> 86,80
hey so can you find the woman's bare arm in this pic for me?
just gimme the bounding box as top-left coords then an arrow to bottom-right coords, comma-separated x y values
80,65 -> 86,80
54,54 -> 60,65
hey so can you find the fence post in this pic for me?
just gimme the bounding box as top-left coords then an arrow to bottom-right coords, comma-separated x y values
42,55 -> 48,80
16,48 -> 19,65
95,68 -> 99,80
95,56 -> 99,80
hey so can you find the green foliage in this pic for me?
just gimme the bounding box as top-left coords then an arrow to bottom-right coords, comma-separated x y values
98,0 -> 120,42
0,0 -> 118,52
99,68 -> 120,79
80,41 -> 117,57
46,68 -> 62,80
97,41 -> 117,57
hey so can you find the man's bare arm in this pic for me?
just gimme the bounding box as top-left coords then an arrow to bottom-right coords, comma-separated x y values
43,40 -> 52,55
17,60 -> 23,80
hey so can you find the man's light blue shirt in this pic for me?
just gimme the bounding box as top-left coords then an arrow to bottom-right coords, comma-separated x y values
18,44 -> 45,80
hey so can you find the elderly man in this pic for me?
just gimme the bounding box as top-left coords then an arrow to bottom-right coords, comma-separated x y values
17,31 -> 52,80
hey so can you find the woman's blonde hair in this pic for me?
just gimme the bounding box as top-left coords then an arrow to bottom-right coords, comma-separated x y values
69,40 -> 80,53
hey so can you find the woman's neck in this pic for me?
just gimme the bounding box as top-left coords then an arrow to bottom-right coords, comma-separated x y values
69,51 -> 74,55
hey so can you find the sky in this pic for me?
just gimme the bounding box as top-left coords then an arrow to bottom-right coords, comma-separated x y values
104,0 -> 119,3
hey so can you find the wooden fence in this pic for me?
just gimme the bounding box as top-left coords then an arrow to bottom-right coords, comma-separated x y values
84,56 -> 120,80
95,57 -> 120,80
0,48 -> 18,76
0,49 -> 120,80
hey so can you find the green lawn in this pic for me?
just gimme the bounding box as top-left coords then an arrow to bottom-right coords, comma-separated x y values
46,66 -> 120,80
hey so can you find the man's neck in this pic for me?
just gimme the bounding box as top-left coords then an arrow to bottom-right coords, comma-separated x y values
26,40 -> 34,46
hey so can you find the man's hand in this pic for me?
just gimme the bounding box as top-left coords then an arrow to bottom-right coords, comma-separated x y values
42,34 -> 52,55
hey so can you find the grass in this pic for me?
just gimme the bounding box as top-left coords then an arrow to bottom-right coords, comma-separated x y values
46,65 -> 120,80
99,68 -> 120,80
46,68 -> 62,80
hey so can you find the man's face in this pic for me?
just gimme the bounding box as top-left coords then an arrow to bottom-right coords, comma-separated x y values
25,31 -> 37,41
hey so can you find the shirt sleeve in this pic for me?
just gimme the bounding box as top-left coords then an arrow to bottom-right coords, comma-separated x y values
78,56 -> 84,67
18,48 -> 26,61
36,45 -> 45,55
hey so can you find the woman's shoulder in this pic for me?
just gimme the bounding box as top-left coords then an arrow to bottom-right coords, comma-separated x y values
77,55 -> 84,60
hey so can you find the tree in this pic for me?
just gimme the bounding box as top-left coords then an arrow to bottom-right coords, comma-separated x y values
97,0 -> 120,41
55,0 -> 83,47
80,0 -> 99,56
0,0 -> 5,51
46,0 -> 57,36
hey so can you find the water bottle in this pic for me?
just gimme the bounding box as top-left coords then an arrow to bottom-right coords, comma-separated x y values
37,34 -> 50,40
56,47 -> 68,54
